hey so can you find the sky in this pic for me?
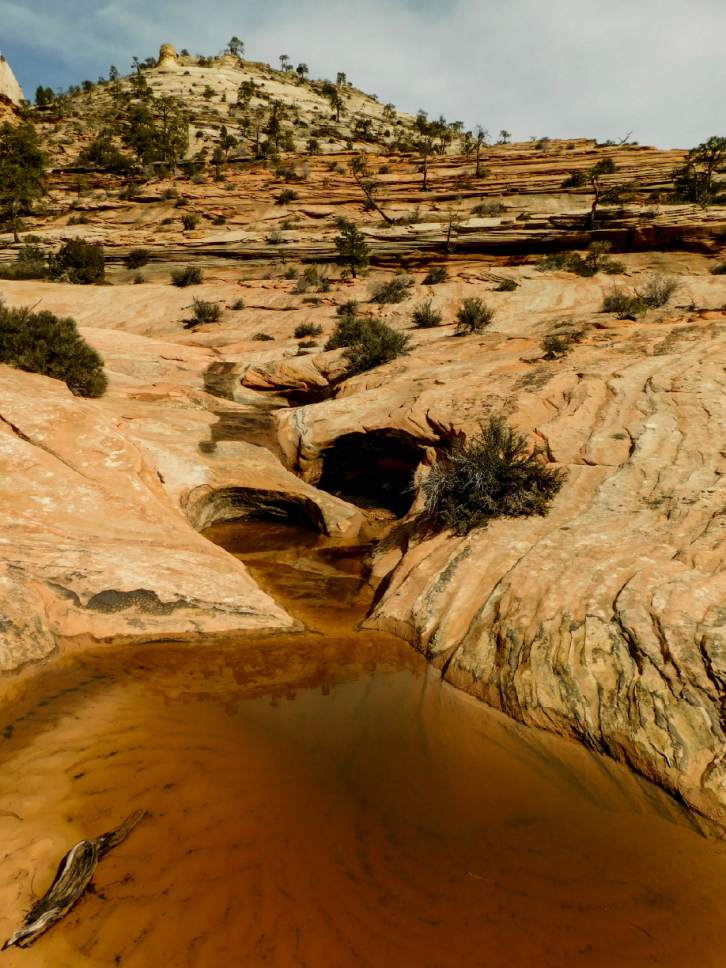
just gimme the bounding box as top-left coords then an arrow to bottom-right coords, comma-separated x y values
1,0 -> 724,148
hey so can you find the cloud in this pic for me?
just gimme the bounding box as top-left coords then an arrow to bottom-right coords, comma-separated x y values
1,0 -> 724,147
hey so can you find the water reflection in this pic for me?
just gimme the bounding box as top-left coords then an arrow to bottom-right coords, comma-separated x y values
0,521 -> 722,967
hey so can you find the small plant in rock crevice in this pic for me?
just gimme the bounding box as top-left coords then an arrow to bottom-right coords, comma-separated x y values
171,266 -> 203,287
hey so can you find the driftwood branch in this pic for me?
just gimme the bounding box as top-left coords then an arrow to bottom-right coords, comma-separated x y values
3,810 -> 147,951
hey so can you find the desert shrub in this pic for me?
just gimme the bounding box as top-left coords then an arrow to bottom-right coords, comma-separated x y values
48,239 -> 105,284
424,266 -> 448,285
472,201 -> 505,217
275,189 -> 298,205
0,302 -> 107,397
370,274 -> 414,304
294,322 -> 323,338
230,298 -> 246,310
343,318 -> 411,374
422,416 -> 565,534
252,332 -> 274,341
537,252 -> 572,272
411,300 -> 443,328
186,298 -> 221,327
455,297 -> 494,334
266,230 -> 283,245
298,339 -> 318,349
711,262 -> 726,275
171,266 -> 203,287
0,244 -> 48,280
542,334 -> 572,358
639,275 -> 679,308
124,248 -> 150,269
325,310 -> 370,350
181,213 -> 200,231
133,273 -> 145,284
601,287 -> 642,318
295,265 -> 330,293
494,277 -> 518,292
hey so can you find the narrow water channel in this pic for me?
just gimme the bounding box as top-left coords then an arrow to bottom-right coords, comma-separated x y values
0,519 -> 724,967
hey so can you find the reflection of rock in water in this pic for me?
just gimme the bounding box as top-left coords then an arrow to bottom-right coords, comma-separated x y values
0,520 -> 723,968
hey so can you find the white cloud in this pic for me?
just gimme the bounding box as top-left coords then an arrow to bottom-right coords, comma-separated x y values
1,0 -> 724,147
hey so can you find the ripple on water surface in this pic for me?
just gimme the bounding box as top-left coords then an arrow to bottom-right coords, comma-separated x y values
0,521 -> 723,967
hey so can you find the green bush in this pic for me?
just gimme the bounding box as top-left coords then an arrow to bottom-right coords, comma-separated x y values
411,299 -> 443,328
455,297 -> 494,334
542,334 -> 571,358
711,262 -> 726,275
422,417 -> 565,534
601,287 -> 641,318
639,275 -> 679,308
181,213 -> 200,231
252,332 -> 274,341
276,189 -> 298,205
294,322 -> 323,338
371,274 -> 414,304
171,266 -> 203,287
230,298 -> 246,310
0,243 -> 48,280
186,298 -> 221,327
0,301 -> 107,397
48,239 -> 105,284
124,248 -> 150,269
343,318 -> 411,374
494,277 -> 518,292
424,266 -> 448,285
325,308 -> 369,350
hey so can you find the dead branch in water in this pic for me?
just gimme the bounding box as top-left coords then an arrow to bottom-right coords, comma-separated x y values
3,810 -> 147,951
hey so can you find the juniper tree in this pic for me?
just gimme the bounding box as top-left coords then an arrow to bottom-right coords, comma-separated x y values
0,122 -> 46,242
334,218 -> 370,277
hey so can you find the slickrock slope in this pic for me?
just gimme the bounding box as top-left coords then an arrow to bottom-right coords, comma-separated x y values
0,91 -> 724,823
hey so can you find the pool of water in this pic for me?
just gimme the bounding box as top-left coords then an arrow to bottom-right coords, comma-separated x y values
0,521 -> 723,967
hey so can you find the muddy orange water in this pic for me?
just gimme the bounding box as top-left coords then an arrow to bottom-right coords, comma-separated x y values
0,520 -> 724,967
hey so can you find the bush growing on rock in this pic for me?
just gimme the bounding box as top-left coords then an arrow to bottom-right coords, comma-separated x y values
422,416 -> 565,534
171,266 -> 203,287
252,332 -> 274,341
424,266 -> 448,285
181,213 -> 200,231
0,243 -> 48,280
639,275 -> 679,308
0,301 -> 107,397
124,248 -> 150,269
294,322 -> 323,338
455,297 -> 494,334
494,277 -> 518,292
602,287 -> 641,319
230,298 -> 246,310
711,262 -> 726,275
48,239 -> 105,284
601,276 -> 678,318
275,189 -> 298,205
370,274 -> 414,304
186,298 -> 221,327
343,318 -> 411,374
411,300 -> 443,328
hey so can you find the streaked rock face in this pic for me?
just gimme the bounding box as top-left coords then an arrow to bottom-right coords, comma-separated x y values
157,43 -> 179,72
0,55 -> 24,104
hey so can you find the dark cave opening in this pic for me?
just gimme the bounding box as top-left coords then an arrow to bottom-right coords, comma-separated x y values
317,429 -> 426,517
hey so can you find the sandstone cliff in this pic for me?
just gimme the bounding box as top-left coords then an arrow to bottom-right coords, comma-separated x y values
0,55 -> 24,105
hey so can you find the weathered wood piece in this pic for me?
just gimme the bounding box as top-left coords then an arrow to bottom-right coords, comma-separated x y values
3,810 -> 147,951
